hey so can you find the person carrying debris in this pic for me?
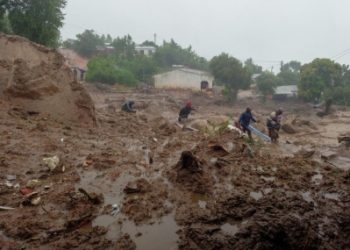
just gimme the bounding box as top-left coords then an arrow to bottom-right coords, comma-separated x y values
178,101 -> 195,122
267,108 -> 283,142
238,107 -> 257,139
121,100 -> 136,113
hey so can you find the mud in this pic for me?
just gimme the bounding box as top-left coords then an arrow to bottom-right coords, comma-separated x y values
0,33 -> 96,126
0,76 -> 350,249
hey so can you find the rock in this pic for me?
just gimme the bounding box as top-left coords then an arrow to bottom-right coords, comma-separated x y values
179,151 -> 202,173
42,156 -> 60,171
30,196 -> 41,206
281,123 -> 297,134
190,119 -> 209,131
26,179 -> 41,188
124,179 -> 151,194
320,150 -> 337,161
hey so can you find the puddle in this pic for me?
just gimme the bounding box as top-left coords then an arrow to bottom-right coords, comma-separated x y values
121,215 -> 179,250
221,223 -> 239,235
311,169 -> 323,185
300,191 -> 315,204
250,191 -> 263,201
94,214 -> 179,250
324,193 -> 340,201
76,170 -> 136,205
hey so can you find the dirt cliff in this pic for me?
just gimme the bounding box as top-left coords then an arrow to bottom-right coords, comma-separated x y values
0,33 -> 96,126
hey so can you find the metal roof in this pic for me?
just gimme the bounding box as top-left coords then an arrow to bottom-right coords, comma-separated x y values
274,85 -> 298,95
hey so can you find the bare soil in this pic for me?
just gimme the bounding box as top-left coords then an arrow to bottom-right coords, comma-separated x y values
0,85 -> 349,249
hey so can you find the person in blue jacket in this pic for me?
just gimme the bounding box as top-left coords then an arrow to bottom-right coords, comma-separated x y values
239,107 -> 256,139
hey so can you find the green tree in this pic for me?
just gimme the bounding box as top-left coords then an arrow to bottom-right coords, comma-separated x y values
115,55 -> 158,83
112,34 -> 136,59
69,29 -> 105,57
154,39 -> 208,71
299,58 -> 342,102
256,71 -> 278,101
0,1 -> 11,33
86,56 -> 137,86
277,60 -> 301,86
141,40 -> 157,47
244,58 -> 262,75
210,53 -> 251,102
7,0 -> 66,47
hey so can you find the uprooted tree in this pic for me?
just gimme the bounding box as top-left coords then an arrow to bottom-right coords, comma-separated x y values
210,53 -> 251,102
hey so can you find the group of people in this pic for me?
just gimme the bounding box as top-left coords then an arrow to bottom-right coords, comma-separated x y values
238,107 -> 283,142
121,99 -> 283,142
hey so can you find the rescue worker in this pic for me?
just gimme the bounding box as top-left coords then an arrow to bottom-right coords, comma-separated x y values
178,101 -> 195,122
239,107 -> 257,139
121,100 -> 136,113
267,108 -> 283,142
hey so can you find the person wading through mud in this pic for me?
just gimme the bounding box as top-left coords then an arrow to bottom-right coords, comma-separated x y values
178,101 -> 195,122
121,100 -> 136,113
238,107 -> 257,140
267,108 -> 283,142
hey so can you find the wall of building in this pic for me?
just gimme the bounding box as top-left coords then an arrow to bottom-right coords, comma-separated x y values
154,70 -> 214,90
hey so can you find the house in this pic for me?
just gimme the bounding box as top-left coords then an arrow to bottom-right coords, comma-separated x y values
251,73 -> 261,83
58,48 -> 88,81
135,45 -> 156,56
154,66 -> 214,91
96,43 -> 115,55
273,85 -> 298,100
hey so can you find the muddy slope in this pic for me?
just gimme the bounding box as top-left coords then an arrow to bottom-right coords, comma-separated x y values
0,33 -> 96,126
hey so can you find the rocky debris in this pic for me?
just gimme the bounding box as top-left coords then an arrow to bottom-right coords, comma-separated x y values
338,136 -> 350,147
124,178 -> 152,194
0,33 -> 96,126
115,234 -> 136,250
295,149 -> 315,158
78,188 -> 104,205
179,151 -> 203,173
281,123 -> 297,134
167,151 -> 213,194
292,118 -> 317,130
122,179 -> 169,223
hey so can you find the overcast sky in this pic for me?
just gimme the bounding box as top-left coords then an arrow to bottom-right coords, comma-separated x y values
61,0 -> 350,71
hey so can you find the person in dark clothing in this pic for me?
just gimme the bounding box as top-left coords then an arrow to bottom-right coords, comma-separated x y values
239,107 -> 257,139
121,100 -> 136,113
178,101 -> 195,122
267,108 -> 283,142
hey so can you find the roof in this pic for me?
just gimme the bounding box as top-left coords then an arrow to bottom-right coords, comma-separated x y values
274,85 -> 298,95
135,45 -> 156,51
154,67 -> 212,78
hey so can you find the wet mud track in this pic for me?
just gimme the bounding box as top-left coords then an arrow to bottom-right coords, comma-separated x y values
0,91 -> 350,249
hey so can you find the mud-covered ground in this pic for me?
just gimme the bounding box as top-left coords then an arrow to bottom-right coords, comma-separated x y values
0,87 -> 350,249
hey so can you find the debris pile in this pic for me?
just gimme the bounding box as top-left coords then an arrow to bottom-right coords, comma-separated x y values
0,33 -> 96,125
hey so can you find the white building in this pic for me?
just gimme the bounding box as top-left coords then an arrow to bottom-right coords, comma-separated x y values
273,85 -> 298,100
154,67 -> 214,91
135,45 -> 156,56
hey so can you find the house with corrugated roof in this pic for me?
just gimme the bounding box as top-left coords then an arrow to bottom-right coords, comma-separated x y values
154,66 -> 214,91
273,85 -> 298,100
